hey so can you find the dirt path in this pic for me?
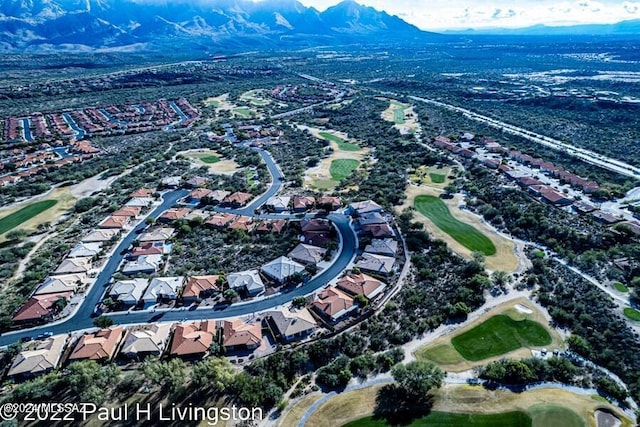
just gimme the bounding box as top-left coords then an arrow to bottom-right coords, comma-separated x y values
7,231 -> 59,285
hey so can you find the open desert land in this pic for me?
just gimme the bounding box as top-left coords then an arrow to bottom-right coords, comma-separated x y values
414,297 -> 564,372
398,184 -> 520,272
239,89 -> 271,106
0,187 -> 76,242
379,98 -> 420,135
298,125 -> 371,191
180,149 -> 241,175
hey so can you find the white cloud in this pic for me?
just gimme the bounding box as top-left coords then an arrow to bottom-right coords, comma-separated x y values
297,0 -> 640,30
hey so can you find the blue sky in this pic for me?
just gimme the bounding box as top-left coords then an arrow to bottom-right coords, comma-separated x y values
297,0 -> 640,30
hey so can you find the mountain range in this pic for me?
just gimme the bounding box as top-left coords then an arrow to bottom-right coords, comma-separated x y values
0,0 -> 430,53
445,19 -> 640,36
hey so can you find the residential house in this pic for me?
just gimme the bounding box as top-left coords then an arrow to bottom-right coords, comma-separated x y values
82,228 -> 119,243
223,192 -> 253,208
33,274 -> 87,296
7,335 -> 67,379
125,197 -> 154,208
187,188 -> 212,203
13,292 -> 73,324
301,218 -> 332,233
532,186 -> 573,206
121,254 -> 163,275
317,196 -> 342,211
205,213 -> 237,229
228,270 -> 265,296
111,206 -> 141,218
267,307 -> 317,343
119,324 -> 173,360
312,287 -> 356,322
573,201 -> 598,214
161,176 -> 182,188
349,200 -> 383,216
592,211 -> 623,225
109,279 -> 149,307
130,241 -> 171,258
288,243 -> 326,265
169,321 -> 216,359
265,196 -> 291,212
139,227 -> 175,242
158,207 -> 190,223
222,319 -> 262,351
129,188 -> 155,198
185,176 -> 207,188
67,242 -> 102,258
98,215 -> 130,229
364,239 -> 398,256
228,215 -> 255,232
261,256 -> 305,284
336,272 -> 387,299
67,327 -> 124,362
355,253 -> 396,276
255,219 -> 287,234
357,212 -> 386,226
53,257 -> 91,275
141,276 -> 184,308
360,223 -> 394,238
206,190 -> 230,204
182,275 -> 220,304
293,196 -> 315,212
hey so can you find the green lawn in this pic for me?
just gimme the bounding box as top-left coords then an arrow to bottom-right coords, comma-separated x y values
0,200 -> 58,235
415,344 -> 464,365
612,282 -> 629,292
623,307 -> 640,321
330,159 -> 359,181
528,405 -> 585,427
429,173 -> 446,184
199,155 -> 220,164
234,107 -> 252,117
414,195 -> 497,256
451,315 -> 552,361
205,99 -> 220,107
343,411 -> 532,427
318,132 -> 361,151
393,108 -> 405,124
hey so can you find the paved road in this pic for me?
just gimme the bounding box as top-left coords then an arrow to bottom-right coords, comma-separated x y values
0,148 -> 357,347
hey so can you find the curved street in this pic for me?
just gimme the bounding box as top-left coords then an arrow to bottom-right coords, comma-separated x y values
0,148 -> 358,347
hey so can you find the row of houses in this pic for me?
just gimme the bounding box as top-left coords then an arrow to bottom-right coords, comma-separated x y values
264,195 -> 342,213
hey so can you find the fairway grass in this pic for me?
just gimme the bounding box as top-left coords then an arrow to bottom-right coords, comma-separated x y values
414,195 -> 496,256
0,200 -> 58,234
415,344 -> 465,365
623,307 -> 640,321
429,173 -> 446,184
451,315 -> 552,361
612,282 -> 629,292
330,159 -> 359,181
528,405 -> 585,427
200,155 -> 220,164
233,107 -> 253,118
318,131 -> 361,151
343,411 -> 532,427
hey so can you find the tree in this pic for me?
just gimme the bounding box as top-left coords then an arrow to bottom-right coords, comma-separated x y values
354,294 -> 368,307
223,289 -> 238,301
143,358 -> 186,393
93,315 -> 114,328
5,229 -> 27,241
190,357 -> 236,390
391,361 -> 445,398
65,361 -> 120,404
292,296 -> 307,308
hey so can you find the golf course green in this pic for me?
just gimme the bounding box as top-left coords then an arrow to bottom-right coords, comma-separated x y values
0,200 -> 58,235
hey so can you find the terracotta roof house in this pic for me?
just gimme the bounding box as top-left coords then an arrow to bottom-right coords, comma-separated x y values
312,287 -> 356,322
129,188 -> 155,198
82,228 -> 119,243
125,197 -> 154,207
158,207 -> 190,223
288,243 -> 327,265
267,307 -> 317,343
34,274 -> 86,296
222,319 -> 263,351
336,272 -> 387,299
188,188 -> 212,202
293,196 -> 315,212
301,218 -> 332,233
318,196 -> 342,211
228,270 -> 265,296
182,275 -> 220,303
169,321 -> 216,358
228,215 -> 255,232
207,190 -> 230,203
261,256 -> 305,284
255,219 -> 286,234
130,241 -> 171,258
357,212 -> 387,226
205,213 -> 238,229
185,176 -> 207,188
67,242 -> 102,258
13,292 -> 72,324
53,257 -> 91,275
592,211 -> 623,225
7,334 -> 67,379
355,253 -> 396,276
141,276 -> 184,308
364,238 -> 398,256
184,209 -> 210,222
350,200 -> 383,215
223,192 -> 253,208
139,227 -> 175,242
161,176 -> 182,188
360,223 -> 394,238
121,254 -> 163,275
98,215 -> 130,229
265,196 -> 291,212
67,327 -> 124,362
120,324 -> 173,360
109,279 -> 149,306
112,206 -> 142,218
539,186 -> 573,206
